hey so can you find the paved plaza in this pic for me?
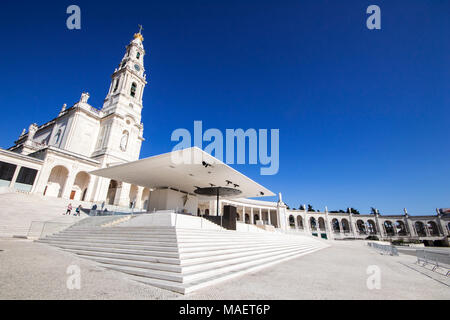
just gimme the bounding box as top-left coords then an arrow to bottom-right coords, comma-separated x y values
0,237 -> 448,300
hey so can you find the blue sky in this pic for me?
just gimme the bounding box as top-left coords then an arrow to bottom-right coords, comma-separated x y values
0,0 -> 448,214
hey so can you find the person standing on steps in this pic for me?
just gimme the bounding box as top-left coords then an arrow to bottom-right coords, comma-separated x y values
65,203 -> 72,215
75,205 -> 82,216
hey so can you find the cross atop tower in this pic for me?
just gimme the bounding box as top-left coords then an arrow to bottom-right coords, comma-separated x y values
138,24 -> 144,34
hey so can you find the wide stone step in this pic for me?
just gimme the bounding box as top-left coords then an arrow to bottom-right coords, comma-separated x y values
66,248 -> 181,265
180,243 -> 316,265
56,229 -> 281,238
102,245 -> 321,285
37,240 -> 180,253
170,247 -> 324,294
43,235 -> 302,247
43,236 -> 179,246
63,242 -> 308,271
60,230 -> 178,236
38,238 -> 311,260
47,233 -> 177,241
74,244 -> 303,273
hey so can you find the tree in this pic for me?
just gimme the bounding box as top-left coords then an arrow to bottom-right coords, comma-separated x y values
370,207 -> 380,215
348,208 -> 360,215
307,204 -> 315,212
299,205 -> 305,211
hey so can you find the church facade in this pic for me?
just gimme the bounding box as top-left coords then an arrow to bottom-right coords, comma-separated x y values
0,31 -> 151,210
0,29 -> 448,245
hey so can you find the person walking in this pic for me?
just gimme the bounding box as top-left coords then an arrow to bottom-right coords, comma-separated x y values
75,205 -> 82,216
65,203 -> 72,215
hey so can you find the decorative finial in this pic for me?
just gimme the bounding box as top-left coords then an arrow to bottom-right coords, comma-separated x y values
80,92 -> 90,103
134,25 -> 144,42
21,128 -> 26,136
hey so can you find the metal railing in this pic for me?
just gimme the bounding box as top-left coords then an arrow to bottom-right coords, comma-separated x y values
416,250 -> 450,275
27,221 -> 72,239
88,209 -> 147,217
367,242 -> 399,256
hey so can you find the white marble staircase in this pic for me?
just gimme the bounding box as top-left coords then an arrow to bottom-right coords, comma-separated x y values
37,224 -> 329,294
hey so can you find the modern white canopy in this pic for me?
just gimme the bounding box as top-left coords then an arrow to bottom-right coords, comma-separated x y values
90,147 -> 275,200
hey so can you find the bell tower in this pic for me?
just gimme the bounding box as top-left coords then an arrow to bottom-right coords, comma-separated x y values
92,27 -> 146,163
102,26 -> 147,122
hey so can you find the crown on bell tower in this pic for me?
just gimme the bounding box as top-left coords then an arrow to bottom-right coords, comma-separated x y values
134,24 -> 144,42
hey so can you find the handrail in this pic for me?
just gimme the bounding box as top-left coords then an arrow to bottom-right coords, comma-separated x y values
27,221 -> 72,239
367,242 -> 399,256
416,249 -> 450,274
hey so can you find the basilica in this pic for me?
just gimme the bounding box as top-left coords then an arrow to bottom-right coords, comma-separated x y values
0,30 -> 448,245
0,30 -> 148,209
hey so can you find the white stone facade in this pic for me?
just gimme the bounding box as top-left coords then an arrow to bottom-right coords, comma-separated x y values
0,31 -> 149,210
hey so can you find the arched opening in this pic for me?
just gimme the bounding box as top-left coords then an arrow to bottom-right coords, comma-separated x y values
44,165 -> 69,198
384,221 -> 395,236
71,171 -> 90,201
288,215 -> 295,228
448,222 -> 450,233
318,217 -> 326,231
130,82 -> 137,97
310,217 -> 317,230
357,220 -> 366,234
129,185 -> 138,208
236,213 -> 241,221
204,209 -> 210,216
367,220 -> 377,234
296,216 -> 303,229
341,219 -> 350,233
245,214 -> 250,224
395,220 -> 407,236
332,218 -> 340,233
253,213 -> 260,225
106,180 -> 118,205
415,221 -> 427,237
427,221 -> 439,236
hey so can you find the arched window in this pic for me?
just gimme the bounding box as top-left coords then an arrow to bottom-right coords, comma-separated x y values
136,52 -> 141,59
113,79 -> 119,92
130,82 -> 137,97
120,131 -> 129,151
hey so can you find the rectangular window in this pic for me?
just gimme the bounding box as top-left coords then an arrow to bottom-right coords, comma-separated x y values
16,167 -> 38,186
14,167 -> 38,192
0,161 -> 17,187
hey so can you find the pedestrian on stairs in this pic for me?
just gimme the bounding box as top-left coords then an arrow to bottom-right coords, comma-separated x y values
65,203 -> 72,215
75,205 -> 82,216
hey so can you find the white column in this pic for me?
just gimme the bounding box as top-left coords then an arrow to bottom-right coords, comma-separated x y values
259,208 -> 262,224
9,165 -> 22,188
135,186 -> 144,210
62,171 -> 77,199
268,209 -> 272,226
114,182 -> 131,207
241,206 -> 245,222
250,207 -> 254,224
